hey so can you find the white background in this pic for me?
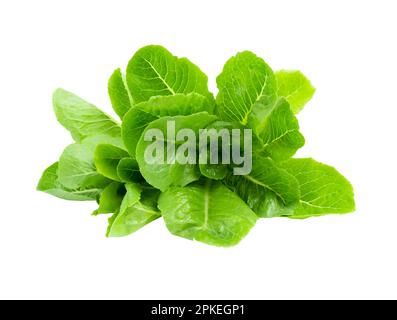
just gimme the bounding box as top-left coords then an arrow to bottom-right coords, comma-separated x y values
0,0 -> 396,300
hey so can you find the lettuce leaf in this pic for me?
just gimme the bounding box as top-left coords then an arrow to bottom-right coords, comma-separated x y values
275,70 -> 315,114
159,180 -> 257,247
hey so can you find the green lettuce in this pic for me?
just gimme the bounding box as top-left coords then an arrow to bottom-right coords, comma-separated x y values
37,45 -> 355,247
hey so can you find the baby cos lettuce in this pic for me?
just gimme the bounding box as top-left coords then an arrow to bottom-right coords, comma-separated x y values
37,45 -> 355,247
